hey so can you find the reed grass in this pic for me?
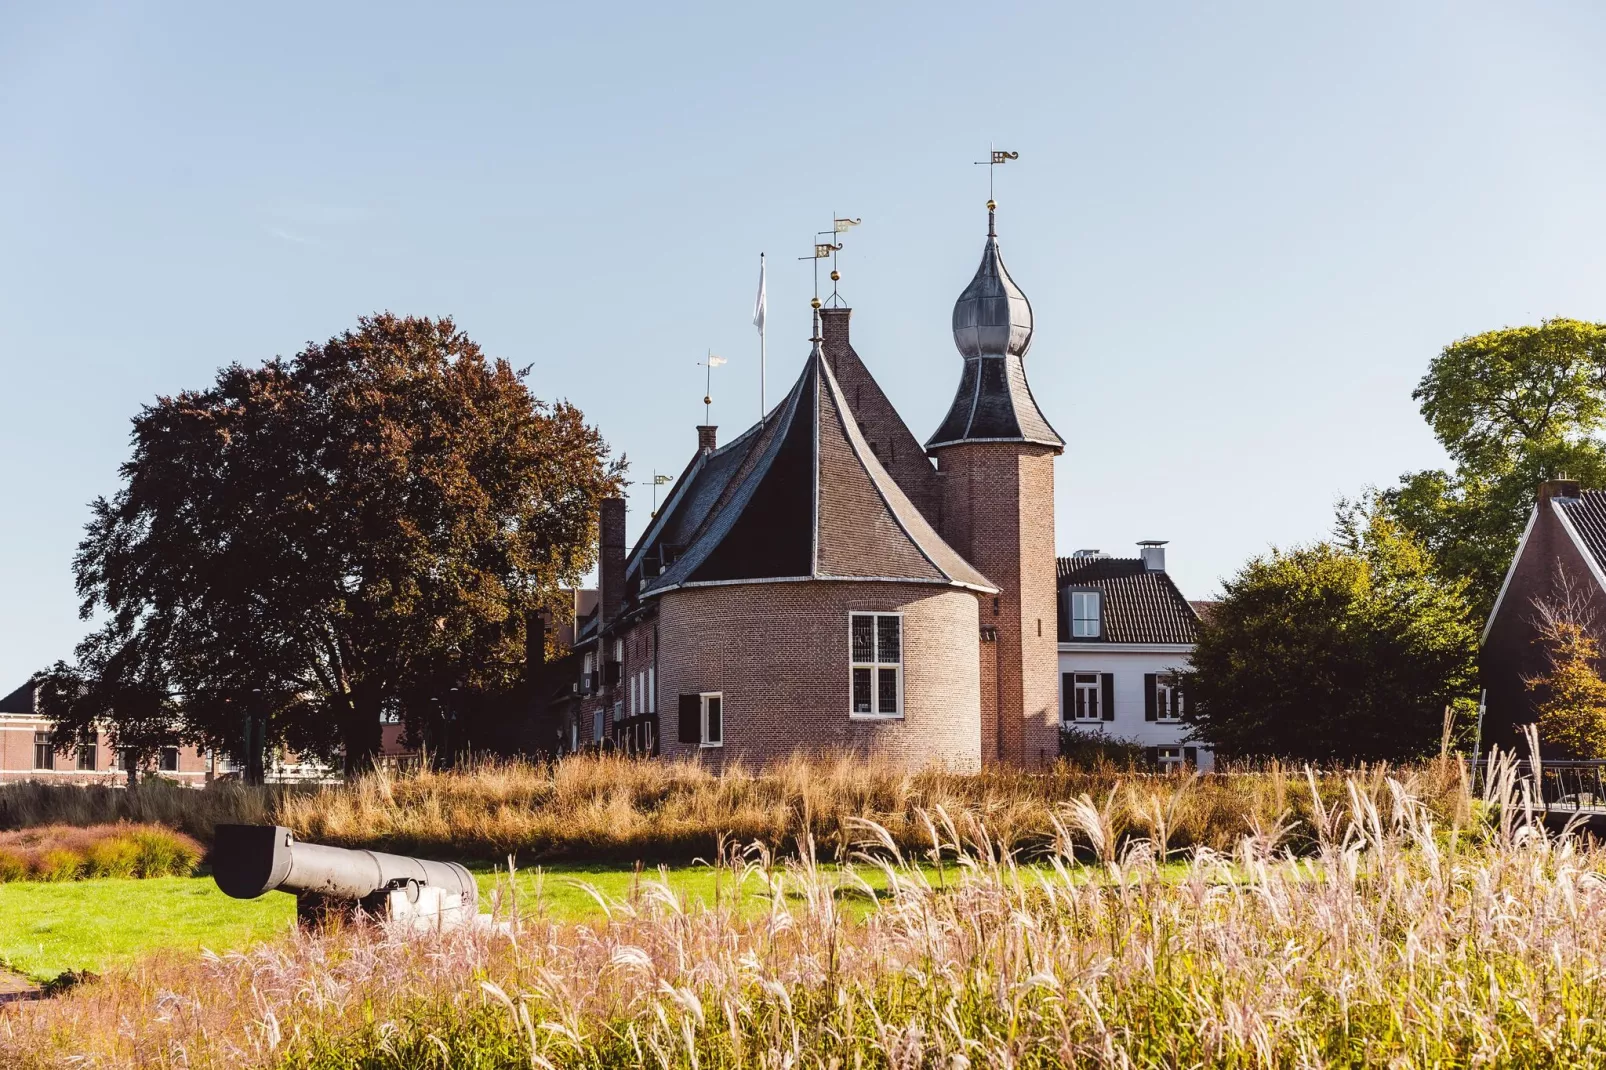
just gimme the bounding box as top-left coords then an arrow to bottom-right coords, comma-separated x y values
1,754 -> 1590,1068
0,753 -> 1472,864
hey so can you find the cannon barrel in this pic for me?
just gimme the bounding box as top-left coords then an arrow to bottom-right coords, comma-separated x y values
211,824 -> 476,908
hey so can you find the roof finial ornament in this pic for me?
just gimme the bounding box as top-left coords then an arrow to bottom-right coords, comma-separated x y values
973,144 -> 1019,205
801,214 -> 859,309
698,350 -> 725,425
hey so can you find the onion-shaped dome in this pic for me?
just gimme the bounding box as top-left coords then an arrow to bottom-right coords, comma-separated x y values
927,204 -> 1064,452
951,205 -> 1033,358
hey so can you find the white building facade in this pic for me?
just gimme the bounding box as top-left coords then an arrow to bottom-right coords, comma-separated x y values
1056,543 -> 1214,771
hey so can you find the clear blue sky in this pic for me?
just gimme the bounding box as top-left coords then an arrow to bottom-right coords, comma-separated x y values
4,3 -> 1605,686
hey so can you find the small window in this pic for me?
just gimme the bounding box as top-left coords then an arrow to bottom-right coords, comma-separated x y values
701,693 -> 723,747
33,732 -> 55,771
1070,673 -> 1103,722
1070,591 -> 1101,638
1155,747 -> 1186,773
850,613 -> 903,717
1157,674 -> 1182,722
612,700 -> 623,724
77,734 -> 98,771
647,665 -> 656,713
592,708 -> 604,744
159,747 -> 180,772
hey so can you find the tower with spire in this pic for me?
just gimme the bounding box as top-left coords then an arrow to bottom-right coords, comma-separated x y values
927,199 -> 1064,765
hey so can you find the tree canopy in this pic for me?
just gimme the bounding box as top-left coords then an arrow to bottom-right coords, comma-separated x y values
1185,509 -> 1478,762
42,314 -> 622,774
1379,319 -> 1606,618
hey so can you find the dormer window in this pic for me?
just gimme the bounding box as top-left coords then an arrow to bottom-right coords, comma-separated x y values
1069,590 -> 1102,638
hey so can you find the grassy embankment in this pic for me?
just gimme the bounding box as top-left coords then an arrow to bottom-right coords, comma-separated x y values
3,756 -> 1600,1067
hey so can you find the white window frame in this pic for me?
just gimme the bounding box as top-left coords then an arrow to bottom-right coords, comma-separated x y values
592,707 -> 604,744
700,692 -> 723,748
648,665 -> 656,713
76,736 -> 98,771
1156,746 -> 1186,773
33,731 -> 55,771
1156,673 -> 1182,722
1069,672 -> 1102,723
1069,590 -> 1101,639
849,612 -> 904,719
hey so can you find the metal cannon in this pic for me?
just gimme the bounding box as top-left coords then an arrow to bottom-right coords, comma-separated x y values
212,824 -> 478,930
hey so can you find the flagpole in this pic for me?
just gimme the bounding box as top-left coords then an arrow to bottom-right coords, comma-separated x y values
758,253 -> 767,420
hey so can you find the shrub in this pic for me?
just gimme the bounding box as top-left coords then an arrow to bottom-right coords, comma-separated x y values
129,827 -> 200,878
0,847 -> 27,882
1058,727 -> 1148,766
33,848 -> 83,882
83,836 -> 140,878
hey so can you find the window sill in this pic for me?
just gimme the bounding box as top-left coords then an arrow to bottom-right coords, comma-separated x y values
850,712 -> 904,721
700,742 -> 723,749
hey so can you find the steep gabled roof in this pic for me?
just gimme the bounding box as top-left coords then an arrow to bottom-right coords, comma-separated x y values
1057,556 -> 1200,644
0,678 -> 38,714
641,336 -> 996,597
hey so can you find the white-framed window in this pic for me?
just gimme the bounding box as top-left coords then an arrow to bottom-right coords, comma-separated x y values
647,665 -> 656,713
1156,674 -> 1182,722
629,673 -> 638,714
159,747 -> 180,772
850,612 -> 903,717
592,707 -> 604,743
33,731 -> 55,771
700,692 -> 723,747
1070,673 -> 1102,722
614,639 -> 624,663
613,700 -> 623,724
1155,747 -> 1186,773
76,733 -> 98,771
1070,591 -> 1101,638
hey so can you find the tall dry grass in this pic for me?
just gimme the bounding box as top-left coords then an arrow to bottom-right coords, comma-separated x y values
0,753 -> 1472,863
1,754 -> 1582,1068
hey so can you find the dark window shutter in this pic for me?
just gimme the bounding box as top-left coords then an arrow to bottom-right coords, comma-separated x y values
1101,673 -> 1115,721
1061,674 -> 1074,722
1184,746 -> 1198,767
678,694 -> 700,744
1146,746 -> 1159,768
1144,673 -> 1158,721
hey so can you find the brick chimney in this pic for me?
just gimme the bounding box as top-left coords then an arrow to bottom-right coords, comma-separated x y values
696,425 -> 717,453
1539,478 -> 1581,504
819,307 -> 851,374
598,498 -> 626,625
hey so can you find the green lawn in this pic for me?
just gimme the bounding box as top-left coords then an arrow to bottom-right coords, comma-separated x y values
0,861 -> 899,981
0,860 -> 1201,982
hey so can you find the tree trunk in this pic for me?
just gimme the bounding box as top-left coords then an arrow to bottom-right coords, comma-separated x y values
342,688 -> 382,779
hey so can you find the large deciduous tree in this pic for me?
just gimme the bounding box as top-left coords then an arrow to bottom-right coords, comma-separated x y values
1378,319 -> 1606,618
1185,509 -> 1478,762
44,314 -> 622,775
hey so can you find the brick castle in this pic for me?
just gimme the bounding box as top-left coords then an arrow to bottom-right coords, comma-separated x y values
555,201 -> 1065,771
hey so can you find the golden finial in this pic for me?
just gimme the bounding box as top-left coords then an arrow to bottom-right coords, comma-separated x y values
703,395 -> 711,406
810,296 -> 822,309
987,199 -> 996,211
830,270 -> 840,282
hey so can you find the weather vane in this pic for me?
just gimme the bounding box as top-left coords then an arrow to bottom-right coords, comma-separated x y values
698,350 -> 725,424
799,214 -> 860,314
973,145 -> 1019,203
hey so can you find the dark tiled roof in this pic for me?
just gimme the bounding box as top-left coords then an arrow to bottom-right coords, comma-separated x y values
1057,557 -> 1201,644
639,338 -> 996,597
0,679 -> 37,714
1556,491 -> 1606,567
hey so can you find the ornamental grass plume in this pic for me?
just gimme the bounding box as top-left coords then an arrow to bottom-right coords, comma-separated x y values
5,751 -> 1606,1067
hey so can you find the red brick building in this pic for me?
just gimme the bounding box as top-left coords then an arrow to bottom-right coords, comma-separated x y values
1481,479 -> 1606,752
0,678 -> 211,786
552,201 -> 1067,770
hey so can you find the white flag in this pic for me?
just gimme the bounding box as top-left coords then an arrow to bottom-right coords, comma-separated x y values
707,355 -> 727,367
752,254 -> 766,334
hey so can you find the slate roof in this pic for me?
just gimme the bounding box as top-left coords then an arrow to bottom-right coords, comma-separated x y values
632,333 -> 997,598
926,207 -> 1063,451
1057,556 -> 1201,644
1555,490 -> 1606,566
0,679 -> 38,714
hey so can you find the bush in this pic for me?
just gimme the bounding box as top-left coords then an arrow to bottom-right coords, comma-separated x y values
0,824 -> 201,882
1058,727 -> 1148,766
34,848 -> 83,882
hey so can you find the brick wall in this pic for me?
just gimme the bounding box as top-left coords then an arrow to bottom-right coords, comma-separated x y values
0,716 -> 209,784
1483,498 -> 1606,751
934,443 -> 1060,766
654,580 -> 982,771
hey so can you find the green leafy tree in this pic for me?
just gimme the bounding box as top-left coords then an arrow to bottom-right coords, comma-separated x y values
48,313 -> 622,775
1378,319 -> 1606,617
1186,510 -> 1478,762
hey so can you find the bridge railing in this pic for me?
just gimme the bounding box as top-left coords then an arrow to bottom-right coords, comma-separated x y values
1503,759 -> 1606,812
